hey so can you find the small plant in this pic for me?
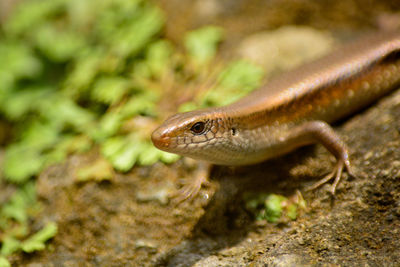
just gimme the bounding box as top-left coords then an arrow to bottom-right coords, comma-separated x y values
244,191 -> 306,223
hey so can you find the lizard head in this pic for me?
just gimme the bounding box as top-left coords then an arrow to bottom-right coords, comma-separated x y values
151,109 -> 240,165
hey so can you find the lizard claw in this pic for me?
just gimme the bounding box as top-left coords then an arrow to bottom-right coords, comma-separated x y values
172,175 -> 209,204
172,162 -> 212,204
306,158 -> 355,194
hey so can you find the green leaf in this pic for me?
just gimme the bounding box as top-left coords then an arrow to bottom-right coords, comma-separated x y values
21,222 -> 58,253
63,49 -> 103,95
120,92 -> 158,118
217,60 -> 264,92
103,135 -> 179,168
1,87 -> 52,120
40,97 -> 95,132
95,0 -> 141,41
201,60 -> 264,107
65,0 -> 97,29
184,26 -> 223,65
0,257 -> 11,267
264,194 -> 286,223
108,5 -> 164,57
137,143 -> 160,165
101,136 -> 145,171
43,139 -> 69,166
0,73 -> 14,95
131,61 -> 152,80
3,145 -> 44,183
146,40 -> 173,78
159,151 -> 180,164
90,112 -> 124,141
4,0 -> 67,35
287,204 -> 298,220
20,121 -> 60,149
0,42 -> 42,81
91,77 -> 129,105
178,102 -> 198,113
1,182 -> 36,223
1,236 -> 21,256
34,25 -> 86,62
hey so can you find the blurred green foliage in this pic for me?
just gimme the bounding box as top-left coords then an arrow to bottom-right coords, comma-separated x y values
0,0 -> 265,263
0,256 -> 10,267
184,26 -> 223,66
20,222 -> 57,253
0,0 -> 171,184
244,192 -> 306,223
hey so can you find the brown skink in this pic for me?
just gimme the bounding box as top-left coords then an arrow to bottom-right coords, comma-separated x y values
151,30 -> 400,197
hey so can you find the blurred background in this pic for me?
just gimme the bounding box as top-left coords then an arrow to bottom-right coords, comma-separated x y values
1,0 -> 400,265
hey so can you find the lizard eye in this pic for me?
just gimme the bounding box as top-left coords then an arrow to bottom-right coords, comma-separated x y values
190,121 -> 206,135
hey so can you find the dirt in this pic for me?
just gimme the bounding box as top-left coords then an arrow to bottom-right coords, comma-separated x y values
11,0 -> 400,266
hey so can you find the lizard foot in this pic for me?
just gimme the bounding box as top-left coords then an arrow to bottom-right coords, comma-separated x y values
306,157 -> 356,194
173,175 -> 210,203
172,162 -> 212,203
